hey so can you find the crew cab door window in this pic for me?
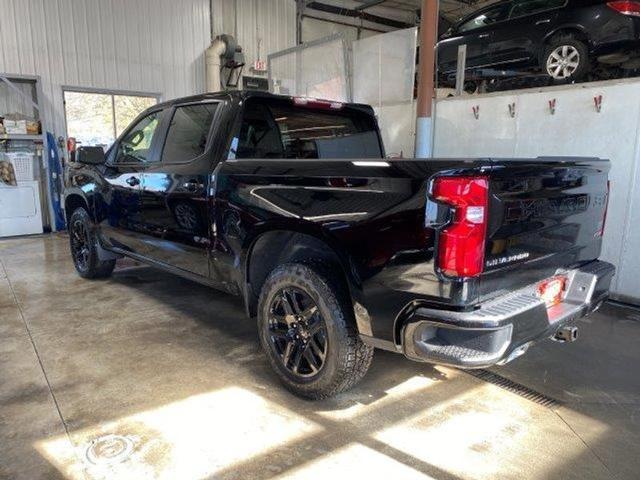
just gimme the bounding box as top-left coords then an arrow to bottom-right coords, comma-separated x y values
457,4 -> 509,33
114,111 -> 161,164
161,103 -> 218,163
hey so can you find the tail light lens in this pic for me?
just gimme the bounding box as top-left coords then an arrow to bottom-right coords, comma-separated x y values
432,176 -> 489,277
607,0 -> 640,16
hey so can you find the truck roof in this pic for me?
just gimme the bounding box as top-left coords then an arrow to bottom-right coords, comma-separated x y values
154,90 -> 374,113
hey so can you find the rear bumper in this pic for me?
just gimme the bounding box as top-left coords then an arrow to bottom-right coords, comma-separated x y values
402,260 -> 615,368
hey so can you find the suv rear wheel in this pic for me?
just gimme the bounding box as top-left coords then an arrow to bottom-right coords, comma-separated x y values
543,34 -> 590,82
69,207 -> 116,279
257,263 -> 374,399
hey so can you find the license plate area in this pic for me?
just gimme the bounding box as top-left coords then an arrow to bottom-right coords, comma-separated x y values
537,275 -> 567,308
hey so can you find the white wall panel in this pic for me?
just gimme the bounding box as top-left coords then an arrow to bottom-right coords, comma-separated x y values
0,0 -> 210,138
433,78 -> 640,303
375,102 -> 416,158
302,17 -> 359,43
212,0 -> 296,81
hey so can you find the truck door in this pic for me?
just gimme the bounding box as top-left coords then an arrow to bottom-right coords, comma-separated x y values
99,110 -> 163,255
139,101 -> 220,278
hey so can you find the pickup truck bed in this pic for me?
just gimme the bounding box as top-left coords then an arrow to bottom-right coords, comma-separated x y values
216,155 -> 614,366
64,91 -> 614,399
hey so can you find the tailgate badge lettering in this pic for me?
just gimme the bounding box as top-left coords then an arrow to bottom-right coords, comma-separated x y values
486,252 -> 531,268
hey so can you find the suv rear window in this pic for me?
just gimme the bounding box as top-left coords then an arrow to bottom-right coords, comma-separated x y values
236,99 -> 382,159
458,4 -> 509,32
509,0 -> 566,19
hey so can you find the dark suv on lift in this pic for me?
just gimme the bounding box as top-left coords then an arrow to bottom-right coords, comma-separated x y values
438,0 -> 640,84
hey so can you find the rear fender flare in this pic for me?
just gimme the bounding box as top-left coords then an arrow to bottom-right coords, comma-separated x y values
241,223 -> 370,333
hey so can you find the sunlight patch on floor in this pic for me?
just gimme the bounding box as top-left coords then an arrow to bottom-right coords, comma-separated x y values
35,386 -> 321,480
373,383 -> 611,479
271,443 -> 435,480
316,367 -> 456,421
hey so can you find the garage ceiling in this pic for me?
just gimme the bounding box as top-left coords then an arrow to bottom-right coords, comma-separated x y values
351,0 -> 498,22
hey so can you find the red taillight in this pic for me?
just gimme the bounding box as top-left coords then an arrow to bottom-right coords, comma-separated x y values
607,0 -> 640,16
598,180 -> 611,237
292,97 -> 344,110
432,176 -> 489,277
537,276 -> 567,308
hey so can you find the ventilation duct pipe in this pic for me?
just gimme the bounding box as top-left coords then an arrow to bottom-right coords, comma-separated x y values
206,34 -> 243,92
205,36 -> 228,92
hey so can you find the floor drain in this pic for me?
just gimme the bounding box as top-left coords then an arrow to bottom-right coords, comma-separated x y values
85,434 -> 134,465
466,370 -> 562,408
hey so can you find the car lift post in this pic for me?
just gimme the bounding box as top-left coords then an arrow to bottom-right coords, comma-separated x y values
455,45 -> 467,96
415,0 -> 439,158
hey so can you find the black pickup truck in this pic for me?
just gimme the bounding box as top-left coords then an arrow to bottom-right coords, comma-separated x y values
64,91 -> 614,399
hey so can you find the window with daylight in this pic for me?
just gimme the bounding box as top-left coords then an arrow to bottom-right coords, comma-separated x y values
64,90 -> 158,149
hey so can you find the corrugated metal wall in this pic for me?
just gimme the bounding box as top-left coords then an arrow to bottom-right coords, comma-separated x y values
0,0 -> 296,138
211,0 -> 296,81
0,0 -> 211,138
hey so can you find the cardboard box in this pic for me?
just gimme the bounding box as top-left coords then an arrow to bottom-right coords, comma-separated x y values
26,121 -> 39,135
4,119 -> 27,135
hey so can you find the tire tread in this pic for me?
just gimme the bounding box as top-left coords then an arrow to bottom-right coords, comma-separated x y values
258,262 -> 373,399
69,207 -> 116,279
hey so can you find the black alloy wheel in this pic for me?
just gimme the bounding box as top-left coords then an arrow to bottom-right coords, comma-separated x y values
174,203 -> 199,231
257,263 -> 374,399
68,207 -> 116,279
70,217 -> 91,272
267,287 -> 327,378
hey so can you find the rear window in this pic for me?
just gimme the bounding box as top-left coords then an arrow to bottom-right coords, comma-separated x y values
508,0 -> 566,19
236,99 -> 382,159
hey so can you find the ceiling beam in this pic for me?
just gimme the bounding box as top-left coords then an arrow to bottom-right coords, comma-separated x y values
304,1 -> 414,29
355,0 -> 387,10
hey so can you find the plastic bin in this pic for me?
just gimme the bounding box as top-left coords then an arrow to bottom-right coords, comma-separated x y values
6,152 -> 35,182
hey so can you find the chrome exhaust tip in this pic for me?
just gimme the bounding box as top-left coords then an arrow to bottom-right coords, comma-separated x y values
553,325 -> 578,343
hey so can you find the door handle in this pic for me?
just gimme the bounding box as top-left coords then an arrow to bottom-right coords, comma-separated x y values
536,19 -> 551,25
478,33 -> 490,39
183,180 -> 202,192
126,176 -> 140,187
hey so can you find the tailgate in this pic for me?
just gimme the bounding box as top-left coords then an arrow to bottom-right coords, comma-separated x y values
480,157 -> 610,301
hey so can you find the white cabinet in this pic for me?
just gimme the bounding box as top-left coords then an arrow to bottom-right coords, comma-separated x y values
0,181 -> 43,237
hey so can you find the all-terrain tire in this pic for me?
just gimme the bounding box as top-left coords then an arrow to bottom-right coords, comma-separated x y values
68,207 -> 116,279
257,262 -> 374,399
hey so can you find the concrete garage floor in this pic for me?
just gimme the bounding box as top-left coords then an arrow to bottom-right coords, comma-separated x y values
1,234 -> 639,480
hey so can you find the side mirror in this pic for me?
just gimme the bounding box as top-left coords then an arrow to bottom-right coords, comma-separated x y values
76,146 -> 105,165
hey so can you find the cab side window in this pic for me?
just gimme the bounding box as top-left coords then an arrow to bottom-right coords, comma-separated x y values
115,111 -> 161,164
161,103 -> 218,163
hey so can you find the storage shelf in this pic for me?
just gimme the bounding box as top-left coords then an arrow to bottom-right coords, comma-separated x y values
0,134 -> 43,141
